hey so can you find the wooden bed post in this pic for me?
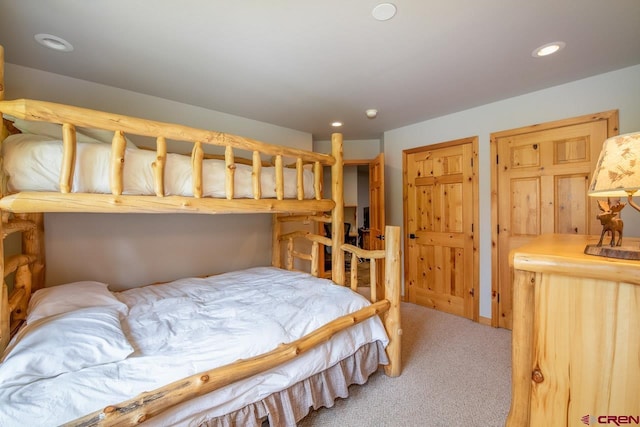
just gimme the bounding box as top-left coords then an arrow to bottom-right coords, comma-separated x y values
0,217 -> 7,352
0,44 -> 5,154
17,213 -> 45,291
331,133 -> 345,285
383,225 -> 402,377
271,214 -> 281,268
0,44 -> 4,104
0,44 -> 8,351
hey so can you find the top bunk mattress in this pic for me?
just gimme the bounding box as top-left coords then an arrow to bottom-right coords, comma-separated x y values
1,134 -> 316,199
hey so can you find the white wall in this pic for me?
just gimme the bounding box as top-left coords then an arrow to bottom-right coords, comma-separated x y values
384,64 -> 640,319
313,138 -> 382,159
4,64 -> 313,289
343,166 -> 358,206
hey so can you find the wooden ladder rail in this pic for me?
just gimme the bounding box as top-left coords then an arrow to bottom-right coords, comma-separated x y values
341,244 -> 386,301
0,47 -> 44,353
279,230 -> 330,277
56,124 -> 317,203
275,219 -> 403,378
1,98 -> 333,204
0,213 -> 43,353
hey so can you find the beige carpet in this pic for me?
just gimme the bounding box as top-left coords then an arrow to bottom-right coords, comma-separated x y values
298,302 -> 512,427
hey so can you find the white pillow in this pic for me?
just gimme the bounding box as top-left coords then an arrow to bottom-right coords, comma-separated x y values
0,306 -> 134,385
3,115 -> 137,148
28,281 -> 128,323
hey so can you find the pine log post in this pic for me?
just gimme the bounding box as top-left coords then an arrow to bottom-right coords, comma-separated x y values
152,136 -> 167,197
383,225 -> 402,377
192,142 -> 204,198
110,131 -> 127,196
17,213 -> 45,292
60,123 -> 77,193
275,155 -> 284,200
505,270 -> 536,426
271,214 -> 282,268
11,260 -> 33,321
370,258 -> 378,302
314,161 -> 322,200
286,238 -> 294,270
224,145 -> 234,200
252,151 -> 261,200
331,133 -> 345,285
311,241 -> 320,276
296,158 -> 304,200
0,218 -> 7,352
0,44 -> 3,102
0,45 -> 8,352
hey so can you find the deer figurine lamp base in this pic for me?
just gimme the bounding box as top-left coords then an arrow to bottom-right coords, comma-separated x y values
584,193 -> 640,260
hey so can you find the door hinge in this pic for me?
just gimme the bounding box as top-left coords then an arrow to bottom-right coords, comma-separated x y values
471,223 -> 474,233
497,293 -> 500,303
469,288 -> 475,297
496,154 -> 499,164
471,158 -> 474,168
497,224 -> 500,235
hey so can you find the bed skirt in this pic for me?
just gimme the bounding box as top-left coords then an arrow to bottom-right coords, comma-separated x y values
198,341 -> 387,427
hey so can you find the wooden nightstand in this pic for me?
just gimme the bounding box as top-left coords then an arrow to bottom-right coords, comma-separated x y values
507,234 -> 640,427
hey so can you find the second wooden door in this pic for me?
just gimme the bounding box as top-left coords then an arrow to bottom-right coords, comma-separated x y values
404,137 -> 478,320
491,110 -> 619,329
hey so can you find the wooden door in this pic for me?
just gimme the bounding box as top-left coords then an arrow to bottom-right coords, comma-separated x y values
404,137 -> 478,320
369,153 -> 385,298
318,156 -> 385,283
491,110 -> 619,329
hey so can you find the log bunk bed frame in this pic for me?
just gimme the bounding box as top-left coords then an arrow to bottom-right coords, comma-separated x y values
0,45 -> 401,426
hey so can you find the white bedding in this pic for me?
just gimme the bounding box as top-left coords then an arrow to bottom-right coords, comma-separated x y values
0,267 -> 388,427
1,134 -> 316,199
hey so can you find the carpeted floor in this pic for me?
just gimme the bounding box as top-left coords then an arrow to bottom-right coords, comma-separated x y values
298,302 -> 512,427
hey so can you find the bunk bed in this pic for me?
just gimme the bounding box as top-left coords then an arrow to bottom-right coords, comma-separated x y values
0,46 -> 402,426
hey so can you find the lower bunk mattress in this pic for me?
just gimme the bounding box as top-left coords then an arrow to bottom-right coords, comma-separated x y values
0,267 -> 389,426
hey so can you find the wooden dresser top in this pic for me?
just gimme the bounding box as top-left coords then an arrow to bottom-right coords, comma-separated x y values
509,234 -> 640,286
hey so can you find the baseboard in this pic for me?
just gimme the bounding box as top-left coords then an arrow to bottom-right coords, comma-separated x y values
479,316 -> 492,326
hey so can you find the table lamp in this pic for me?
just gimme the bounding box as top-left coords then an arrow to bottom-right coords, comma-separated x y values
585,131 -> 640,259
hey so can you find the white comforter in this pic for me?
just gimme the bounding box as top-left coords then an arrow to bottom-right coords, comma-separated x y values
0,267 -> 388,426
1,134 -> 316,198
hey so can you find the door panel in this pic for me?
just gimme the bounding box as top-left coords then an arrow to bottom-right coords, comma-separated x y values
404,138 -> 478,320
492,112 -> 618,329
369,153 -> 385,298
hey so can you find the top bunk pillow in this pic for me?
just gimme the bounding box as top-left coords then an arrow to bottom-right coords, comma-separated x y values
3,115 -> 137,148
27,281 -> 128,323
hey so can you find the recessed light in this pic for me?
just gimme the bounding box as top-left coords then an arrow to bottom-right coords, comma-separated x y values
532,41 -> 565,58
372,3 -> 397,21
35,33 -> 74,52
331,122 -> 343,127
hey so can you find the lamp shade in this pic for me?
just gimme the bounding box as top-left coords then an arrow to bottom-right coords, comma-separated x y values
588,131 -> 640,198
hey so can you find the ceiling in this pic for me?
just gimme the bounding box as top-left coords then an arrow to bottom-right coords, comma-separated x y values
1,1 -> 639,141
